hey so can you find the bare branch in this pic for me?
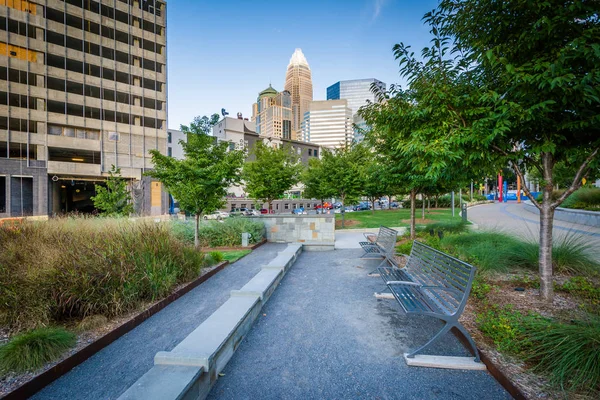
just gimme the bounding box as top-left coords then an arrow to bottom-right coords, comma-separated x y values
552,147 -> 600,208
510,161 -> 541,209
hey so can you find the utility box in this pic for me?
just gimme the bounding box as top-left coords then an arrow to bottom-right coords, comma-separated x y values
461,202 -> 467,222
242,232 -> 250,247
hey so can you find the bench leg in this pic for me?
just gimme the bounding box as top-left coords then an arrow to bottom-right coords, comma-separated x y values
368,257 -> 388,275
406,322 -> 452,359
453,323 -> 481,362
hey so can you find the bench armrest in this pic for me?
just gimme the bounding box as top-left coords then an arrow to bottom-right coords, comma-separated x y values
394,252 -> 409,258
386,281 -> 420,286
363,233 -> 377,240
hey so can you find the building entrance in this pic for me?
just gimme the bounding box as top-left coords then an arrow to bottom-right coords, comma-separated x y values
50,178 -> 104,215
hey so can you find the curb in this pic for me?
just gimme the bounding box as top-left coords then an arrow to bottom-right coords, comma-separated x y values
199,239 -> 267,252
119,244 -> 304,400
1,260 -> 231,400
452,328 -> 527,400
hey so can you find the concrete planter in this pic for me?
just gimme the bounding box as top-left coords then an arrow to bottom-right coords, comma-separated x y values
523,200 -> 600,227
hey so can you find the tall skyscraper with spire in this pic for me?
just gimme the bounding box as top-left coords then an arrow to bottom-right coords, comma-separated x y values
284,49 -> 313,139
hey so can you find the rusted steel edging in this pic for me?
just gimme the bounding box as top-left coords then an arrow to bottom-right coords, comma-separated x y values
2,260 -> 231,400
451,327 -> 527,400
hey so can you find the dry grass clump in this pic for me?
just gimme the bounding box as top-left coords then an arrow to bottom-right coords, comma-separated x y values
0,218 -> 208,332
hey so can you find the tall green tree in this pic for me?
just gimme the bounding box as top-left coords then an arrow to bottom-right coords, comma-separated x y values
302,157 -> 335,208
147,115 -> 244,247
243,141 -> 302,211
364,159 -> 390,215
426,0 -> 600,301
319,144 -> 370,228
92,165 -> 133,216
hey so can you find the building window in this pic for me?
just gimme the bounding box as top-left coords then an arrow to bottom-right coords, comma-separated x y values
167,131 -> 172,143
241,203 -> 247,209
314,149 -> 318,157
284,204 -> 289,210
167,147 -> 172,157
229,142 -> 235,151
108,132 -> 119,142
0,176 -> 6,213
308,149 -> 312,156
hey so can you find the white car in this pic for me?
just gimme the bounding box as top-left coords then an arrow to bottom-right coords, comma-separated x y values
203,211 -> 229,220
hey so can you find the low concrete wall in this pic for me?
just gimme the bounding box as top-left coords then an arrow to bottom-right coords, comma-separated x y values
252,215 -> 335,251
119,244 -> 303,400
523,201 -> 600,227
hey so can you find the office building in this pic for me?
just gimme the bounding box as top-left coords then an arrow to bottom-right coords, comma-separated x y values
167,128 -> 185,159
212,116 -> 320,197
326,78 -> 386,116
1,0 -> 168,217
301,99 -> 353,149
284,48 -> 312,138
252,85 -> 293,141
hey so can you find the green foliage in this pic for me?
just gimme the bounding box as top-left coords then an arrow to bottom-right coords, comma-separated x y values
470,276 -> 493,301
0,327 -> 76,373
243,141 -> 302,210
208,251 -> 224,263
476,305 -> 529,354
171,218 -> 265,248
335,208 -> 461,229
523,317 -> 600,393
302,157 -> 334,202
147,115 -> 245,247
559,188 -> 600,211
0,218 -> 209,331
220,250 -> 251,263
422,220 -> 469,234
558,277 -> 600,306
91,165 -> 133,216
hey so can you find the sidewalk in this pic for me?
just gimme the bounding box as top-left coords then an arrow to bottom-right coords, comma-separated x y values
208,249 -> 510,399
33,243 -> 288,400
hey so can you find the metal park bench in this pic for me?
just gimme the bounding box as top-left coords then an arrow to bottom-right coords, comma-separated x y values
379,240 -> 481,362
359,226 -> 397,260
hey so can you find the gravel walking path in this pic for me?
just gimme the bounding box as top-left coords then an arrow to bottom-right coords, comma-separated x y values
208,249 -> 511,400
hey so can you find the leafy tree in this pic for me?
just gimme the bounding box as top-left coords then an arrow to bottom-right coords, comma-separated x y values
147,115 -> 244,247
243,141 -> 302,211
302,157 -> 335,208
364,159 -> 390,215
428,0 -> 600,301
91,165 -> 133,216
319,144 -> 370,228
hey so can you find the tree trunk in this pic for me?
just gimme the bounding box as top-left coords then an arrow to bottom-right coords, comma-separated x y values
421,194 -> 425,220
372,197 -> 375,215
194,213 -> 200,248
341,195 -> 345,229
268,200 -> 272,213
539,200 -> 554,301
435,195 -> 439,208
388,195 -> 391,209
410,189 -> 416,240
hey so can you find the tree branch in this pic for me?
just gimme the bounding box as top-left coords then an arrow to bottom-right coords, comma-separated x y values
552,147 -> 600,208
509,161 -> 540,209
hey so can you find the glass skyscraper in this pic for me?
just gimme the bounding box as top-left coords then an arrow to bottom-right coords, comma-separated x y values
326,79 -> 386,116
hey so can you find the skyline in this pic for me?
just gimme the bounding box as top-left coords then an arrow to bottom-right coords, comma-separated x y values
166,0 -> 439,130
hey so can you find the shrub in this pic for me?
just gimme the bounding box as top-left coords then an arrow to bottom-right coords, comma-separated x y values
171,218 -> 265,248
557,277 -> 600,306
560,187 -> 600,211
471,276 -> 493,300
0,218 -> 208,331
0,328 -> 76,373
208,251 -> 224,263
422,220 -> 469,234
440,231 -> 527,273
523,317 -> 600,393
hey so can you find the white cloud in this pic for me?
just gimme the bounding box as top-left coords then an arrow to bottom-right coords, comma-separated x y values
372,0 -> 390,21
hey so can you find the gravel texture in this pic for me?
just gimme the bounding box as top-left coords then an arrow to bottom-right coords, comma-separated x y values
208,249 -> 511,400
32,243 -> 287,400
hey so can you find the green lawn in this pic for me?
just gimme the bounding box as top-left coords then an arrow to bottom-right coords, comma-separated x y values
221,250 -> 252,263
335,208 -> 464,229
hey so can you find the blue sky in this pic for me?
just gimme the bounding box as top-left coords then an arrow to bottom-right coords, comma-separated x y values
166,0 -> 439,130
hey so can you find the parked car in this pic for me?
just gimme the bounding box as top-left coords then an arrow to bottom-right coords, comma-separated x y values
248,209 -> 261,216
230,208 -> 251,217
292,207 -> 306,215
260,208 -> 269,214
203,211 -> 229,220
390,201 -> 399,208
332,202 -> 343,209
344,206 -> 354,213
354,202 -> 370,211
